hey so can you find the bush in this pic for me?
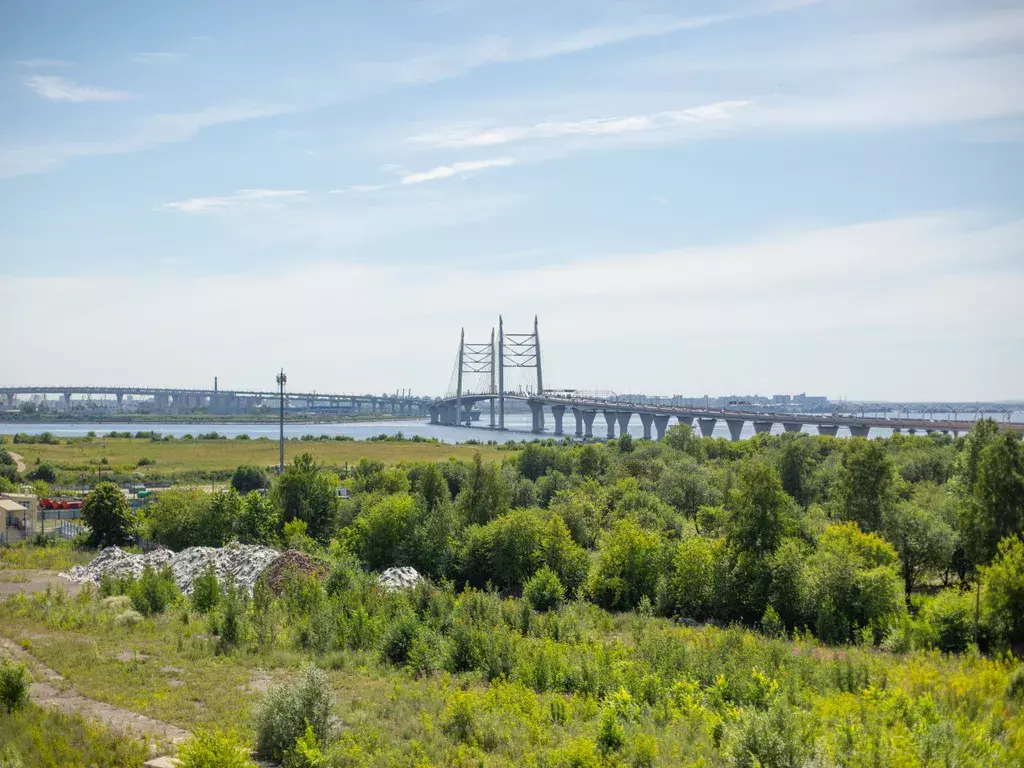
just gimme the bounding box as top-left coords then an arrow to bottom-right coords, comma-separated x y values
920,588 -> 974,653
27,462 -> 57,483
0,658 -> 30,713
589,519 -> 664,611
524,566 -> 565,611
177,728 -> 256,768
254,665 -> 332,760
380,612 -> 421,666
283,723 -> 326,768
128,565 -> 180,616
596,707 -> 626,753
1007,665 -> 1024,704
981,535 -> 1024,648
192,564 -> 223,614
232,465 -> 267,495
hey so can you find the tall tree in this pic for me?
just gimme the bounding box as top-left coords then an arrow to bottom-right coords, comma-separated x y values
82,481 -> 138,546
881,501 -> 956,600
834,439 -> 895,533
962,432 -> 1024,567
272,453 -> 340,543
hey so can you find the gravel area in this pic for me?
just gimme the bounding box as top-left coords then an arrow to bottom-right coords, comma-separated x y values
62,543 -> 281,595
378,566 -> 423,590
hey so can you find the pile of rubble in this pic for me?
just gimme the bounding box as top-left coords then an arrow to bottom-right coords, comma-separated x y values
259,549 -> 331,595
378,566 -> 423,591
63,543 -> 281,595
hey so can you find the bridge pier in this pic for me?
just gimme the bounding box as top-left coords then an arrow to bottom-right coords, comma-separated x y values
581,410 -> 596,438
602,409 -> 617,439
818,425 -> 839,437
551,405 -> 565,436
429,405 -> 439,425
572,407 -> 584,437
653,414 -> 669,440
849,425 -> 870,438
616,411 -> 633,438
63,392 -> 72,409
115,392 -> 124,410
639,413 -> 654,440
782,422 -> 802,433
5,393 -> 14,409
678,415 -> 694,429
529,402 -> 545,433
753,420 -> 773,435
725,418 -> 745,442
697,417 -> 716,437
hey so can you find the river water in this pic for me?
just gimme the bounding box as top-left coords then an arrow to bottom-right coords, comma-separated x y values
2,411 -> 1010,443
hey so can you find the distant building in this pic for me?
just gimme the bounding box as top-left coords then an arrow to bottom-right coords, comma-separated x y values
773,394 -> 792,405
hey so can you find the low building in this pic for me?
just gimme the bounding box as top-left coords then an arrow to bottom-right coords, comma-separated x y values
1,497 -> 28,543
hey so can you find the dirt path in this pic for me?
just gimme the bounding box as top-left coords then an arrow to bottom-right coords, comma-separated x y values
0,570 -> 81,599
0,636 -> 189,748
7,451 -> 27,473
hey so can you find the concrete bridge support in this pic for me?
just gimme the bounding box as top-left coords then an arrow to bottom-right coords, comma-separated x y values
581,410 -> 596,438
639,413 -> 654,440
551,405 -> 566,436
653,414 -> 670,440
429,405 -> 439,425
678,415 -> 694,429
4,394 -> 13,409
697,418 -> 717,437
725,419 -> 745,442
849,425 -> 870,438
753,421 -> 773,435
115,392 -> 124,410
530,402 -> 545,433
572,408 -> 584,437
783,423 -> 802,433
602,410 -> 617,439
63,392 -> 72,409
818,425 -> 839,437
616,411 -> 632,438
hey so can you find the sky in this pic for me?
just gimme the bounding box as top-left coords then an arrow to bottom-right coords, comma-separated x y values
1,0 -> 1022,402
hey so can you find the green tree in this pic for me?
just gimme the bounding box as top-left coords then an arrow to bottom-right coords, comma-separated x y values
964,432 -> 1024,567
237,490 -> 280,545
549,482 -> 607,548
143,488 -> 212,550
657,460 -> 721,521
658,536 -> 721,620
881,501 -> 956,600
461,508 -> 546,591
231,465 -> 268,495
664,424 -> 705,460
949,418 -> 1002,497
414,462 -> 451,513
456,452 -> 510,526
981,535 -> 1024,648
575,443 -> 608,478
409,499 -> 462,579
272,453 -> 340,542
728,460 -> 797,558
834,439 -> 896,533
589,518 -> 664,610
82,481 -> 138,546
777,435 -> 816,507
356,493 -> 419,570
27,462 -> 57,483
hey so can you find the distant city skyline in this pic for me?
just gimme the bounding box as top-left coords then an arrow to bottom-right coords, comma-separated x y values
1,0 -> 1022,400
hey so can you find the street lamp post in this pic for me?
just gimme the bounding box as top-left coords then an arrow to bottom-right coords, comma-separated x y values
277,369 -> 287,473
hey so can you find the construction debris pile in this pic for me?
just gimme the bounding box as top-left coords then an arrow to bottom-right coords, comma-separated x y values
63,543 -> 281,595
378,566 -> 423,591
259,549 -> 331,595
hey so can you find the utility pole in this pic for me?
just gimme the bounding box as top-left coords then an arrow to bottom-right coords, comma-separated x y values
276,368 -> 287,473
456,328 -> 464,428
498,315 -> 505,430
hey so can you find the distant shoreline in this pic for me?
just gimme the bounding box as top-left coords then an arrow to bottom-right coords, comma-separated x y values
0,412 -> 417,426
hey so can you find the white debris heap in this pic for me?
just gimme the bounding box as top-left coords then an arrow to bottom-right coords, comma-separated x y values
63,543 -> 281,595
378,566 -> 423,591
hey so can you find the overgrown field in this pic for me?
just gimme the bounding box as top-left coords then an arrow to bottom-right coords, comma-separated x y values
2,433 -> 505,484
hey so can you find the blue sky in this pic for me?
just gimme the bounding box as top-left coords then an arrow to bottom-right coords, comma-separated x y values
1,0 -> 1022,400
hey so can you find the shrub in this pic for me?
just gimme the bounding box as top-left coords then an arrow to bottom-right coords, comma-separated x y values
177,728 -> 256,768
254,665 -> 332,760
128,565 -> 180,616
524,566 -> 566,611
658,535 -> 720,620
631,733 -> 659,768
981,535 -> 1024,648
191,564 -> 223,614
136,456 -> 156,467
232,465 -> 268,495
114,609 -> 143,627
1007,665 -> 1024,704
27,462 -> 57,483
589,519 -> 664,611
283,724 -> 326,768
596,707 -> 626,753
920,588 -> 974,653
0,658 -> 30,713
380,612 -> 421,666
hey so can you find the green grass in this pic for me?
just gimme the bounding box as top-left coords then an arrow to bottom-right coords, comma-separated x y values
4,436 -> 506,482
0,704 -> 149,768
0,542 -> 94,572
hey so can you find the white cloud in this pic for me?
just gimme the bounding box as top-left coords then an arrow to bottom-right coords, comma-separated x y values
411,100 -> 749,149
329,185 -> 386,193
132,52 -> 185,64
23,75 -> 131,102
159,189 -> 309,214
16,59 -> 73,69
0,103 -> 295,179
400,157 -> 517,184
1,214 -> 1020,400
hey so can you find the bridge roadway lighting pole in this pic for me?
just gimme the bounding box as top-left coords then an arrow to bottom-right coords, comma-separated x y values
456,329 -> 464,428
498,316 -> 505,430
277,369 -> 287,473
